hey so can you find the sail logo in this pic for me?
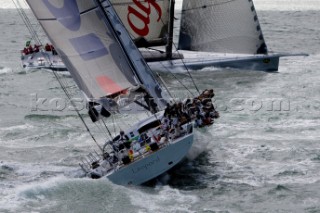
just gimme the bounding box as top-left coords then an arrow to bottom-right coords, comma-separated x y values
42,0 -> 81,31
43,0 -> 109,61
131,156 -> 161,174
127,0 -> 162,36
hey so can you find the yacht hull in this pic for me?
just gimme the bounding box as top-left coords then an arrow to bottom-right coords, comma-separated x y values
147,51 -> 282,72
21,51 -> 67,71
145,50 -> 307,72
106,134 -> 194,185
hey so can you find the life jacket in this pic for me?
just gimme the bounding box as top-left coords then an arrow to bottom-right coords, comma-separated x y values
128,149 -> 134,161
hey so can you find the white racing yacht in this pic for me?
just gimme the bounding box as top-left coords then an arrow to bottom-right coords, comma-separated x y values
25,0 -> 218,185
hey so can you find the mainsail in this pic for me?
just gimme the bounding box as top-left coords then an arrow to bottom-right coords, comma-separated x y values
26,0 -> 166,114
178,0 -> 268,54
111,0 -> 170,47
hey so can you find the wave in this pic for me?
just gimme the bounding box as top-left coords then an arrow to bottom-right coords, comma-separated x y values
126,184 -> 199,212
0,164 -> 15,180
254,0 -> 320,11
187,128 -> 213,160
274,169 -> 306,177
13,177 -> 128,212
24,114 -> 80,121
0,66 -> 12,75
0,123 -> 32,132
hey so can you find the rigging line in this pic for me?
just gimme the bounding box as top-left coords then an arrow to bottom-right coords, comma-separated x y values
51,70 -> 103,152
14,0 -> 42,45
171,42 -> 200,95
112,113 -> 124,135
112,114 -> 126,136
91,111 -> 110,140
12,1 -> 32,39
59,77 -> 108,141
158,61 -> 194,97
100,116 -> 113,139
141,47 -> 179,99
58,76 -> 104,146
115,116 -> 123,132
117,116 -> 131,132
112,114 -> 116,136
55,71 -> 111,141
139,39 -> 186,97
16,2 -> 105,148
143,41 -> 194,97
156,72 -> 177,101
85,103 -> 111,140
156,3 -> 201,95
94,121 -> 110,140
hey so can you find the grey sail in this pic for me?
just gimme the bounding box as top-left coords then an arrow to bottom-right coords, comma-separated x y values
110,0 -> 170,47
178,0 -> 268,54
26,0 -> 166,113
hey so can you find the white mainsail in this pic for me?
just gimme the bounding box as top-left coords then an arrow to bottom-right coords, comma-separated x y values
178,0 -> 268,54
111,0 -> 170,46
26,0 -> 166,113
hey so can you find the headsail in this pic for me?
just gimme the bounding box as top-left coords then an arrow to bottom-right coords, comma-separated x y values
26,0 -> 166,115
111,0 -> 170,47
178,0 -> 268,54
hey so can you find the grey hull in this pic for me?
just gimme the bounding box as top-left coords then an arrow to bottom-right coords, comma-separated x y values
147,53 -> 281,72
106,134 -> 194,185
178,55 -> 280,72
146,50 -> 308,72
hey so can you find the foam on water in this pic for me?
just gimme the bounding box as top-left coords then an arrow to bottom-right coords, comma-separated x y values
126,185 -> 199,213
0,124 -> 33,135
187,128 -> 213,160
0,66 -> 12,75
1,6 -> 320,213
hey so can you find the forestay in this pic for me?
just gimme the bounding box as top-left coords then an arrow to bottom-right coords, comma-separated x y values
111,0 -> 170,47
26,0 -> 166,113
178,0 -> 268,54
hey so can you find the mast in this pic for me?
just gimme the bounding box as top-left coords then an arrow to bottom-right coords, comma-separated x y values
166,0 -> 175,59
94,0 -> 143,85
26,0 -> 168,117
95,0 -> 156,112
97,0 -> 168,111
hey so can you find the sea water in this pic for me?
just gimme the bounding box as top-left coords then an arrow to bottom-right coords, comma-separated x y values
0,3 -> 320,213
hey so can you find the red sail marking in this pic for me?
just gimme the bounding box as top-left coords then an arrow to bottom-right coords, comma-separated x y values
127,0 -> 162,36
96,75 -> 124,95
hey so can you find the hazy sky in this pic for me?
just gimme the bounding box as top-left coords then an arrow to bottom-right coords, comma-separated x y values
2,0 -> 320,10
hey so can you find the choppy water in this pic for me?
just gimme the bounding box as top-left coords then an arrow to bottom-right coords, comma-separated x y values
1,6 -> 320,213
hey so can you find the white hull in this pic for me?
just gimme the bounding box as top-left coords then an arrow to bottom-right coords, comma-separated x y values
106,133 -> 193,185
81,110 -> 197,186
